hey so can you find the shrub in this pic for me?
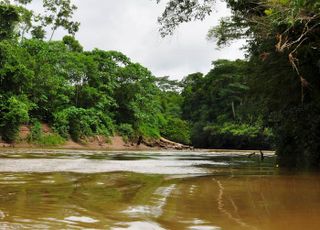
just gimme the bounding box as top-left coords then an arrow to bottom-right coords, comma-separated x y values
52,110 -> 69,138
0,97 -> 30,142
117,123 -> 135,141
53,107 -> 114,142
161,117 -> 191,145
200,122 -> 273,149
138,123 -> 160,139
36,134 -> 65,146
27,120 -> 42,142
26,120 -> 65,146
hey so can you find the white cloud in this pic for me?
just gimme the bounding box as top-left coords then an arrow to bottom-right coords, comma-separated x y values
35,0 -> 246,79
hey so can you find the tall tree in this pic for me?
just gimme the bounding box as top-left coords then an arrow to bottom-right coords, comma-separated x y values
42,0 -> 80,41
0,4 -> 20,40
0,0 -> 79,40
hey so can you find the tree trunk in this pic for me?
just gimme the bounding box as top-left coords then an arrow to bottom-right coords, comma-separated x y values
49,28 -> 56,41
231,101 -> 236,119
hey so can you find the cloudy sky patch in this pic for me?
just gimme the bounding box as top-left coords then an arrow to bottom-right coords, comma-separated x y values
45,0 -> 245,79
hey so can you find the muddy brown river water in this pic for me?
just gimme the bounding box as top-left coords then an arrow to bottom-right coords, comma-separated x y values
0,149 -> 319,229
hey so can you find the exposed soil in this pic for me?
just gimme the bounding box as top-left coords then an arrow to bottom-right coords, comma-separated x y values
0,124 -> 189,150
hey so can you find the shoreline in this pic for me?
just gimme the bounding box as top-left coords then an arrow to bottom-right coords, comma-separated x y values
0,145 -> 275,155
0,125 -> 275,154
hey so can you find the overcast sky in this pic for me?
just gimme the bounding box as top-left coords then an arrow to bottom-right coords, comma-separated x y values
49,0 -> 245,80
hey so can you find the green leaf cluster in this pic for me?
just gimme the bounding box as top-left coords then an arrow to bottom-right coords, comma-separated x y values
179,59 -> 273,149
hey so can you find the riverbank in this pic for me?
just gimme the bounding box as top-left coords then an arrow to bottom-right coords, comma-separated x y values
0,124 -> 274,153
0,135 -> 154,151
0,124 -> 193,151
0,144 -> 275,156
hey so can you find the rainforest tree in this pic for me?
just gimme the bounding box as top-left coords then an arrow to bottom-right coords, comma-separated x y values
180,60 -> 272,149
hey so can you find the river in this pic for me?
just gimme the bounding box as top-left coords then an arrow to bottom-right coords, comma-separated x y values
0,149 -> 319,229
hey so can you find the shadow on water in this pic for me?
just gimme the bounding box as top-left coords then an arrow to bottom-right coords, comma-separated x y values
0,149 -> 319,229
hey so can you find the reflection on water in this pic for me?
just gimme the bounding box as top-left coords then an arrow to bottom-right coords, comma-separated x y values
0,149 -> 319,229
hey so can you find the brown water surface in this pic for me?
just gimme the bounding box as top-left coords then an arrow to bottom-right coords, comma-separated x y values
0,149 -> 319,229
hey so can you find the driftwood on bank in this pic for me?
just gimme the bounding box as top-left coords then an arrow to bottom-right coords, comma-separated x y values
247,150 -> 264,161
142,137 -> 193,150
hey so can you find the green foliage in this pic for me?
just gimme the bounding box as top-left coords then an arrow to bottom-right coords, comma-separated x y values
36,133 -> 65,146
0,4 -> 20,40
202,122 -> 273,149
137,123 -> 160,139
156,75 -> 191,144
178,59 -> 270,149
115,63 -> 163,139
0,96 -> 30,142
0,0 -> 79,42
0,0 -> 195,147
53,107 -> 114,142
62,35 -> 83,52
27,120 -> 65,146
27,120 -> 42,142
0,40 -> 35,95
117,123 -> 135,141
157,0 -> 215,37
42,0 -> 80,40
161,117 -> 190,145
0,0 -> 196,147
181,60 -> 249,122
